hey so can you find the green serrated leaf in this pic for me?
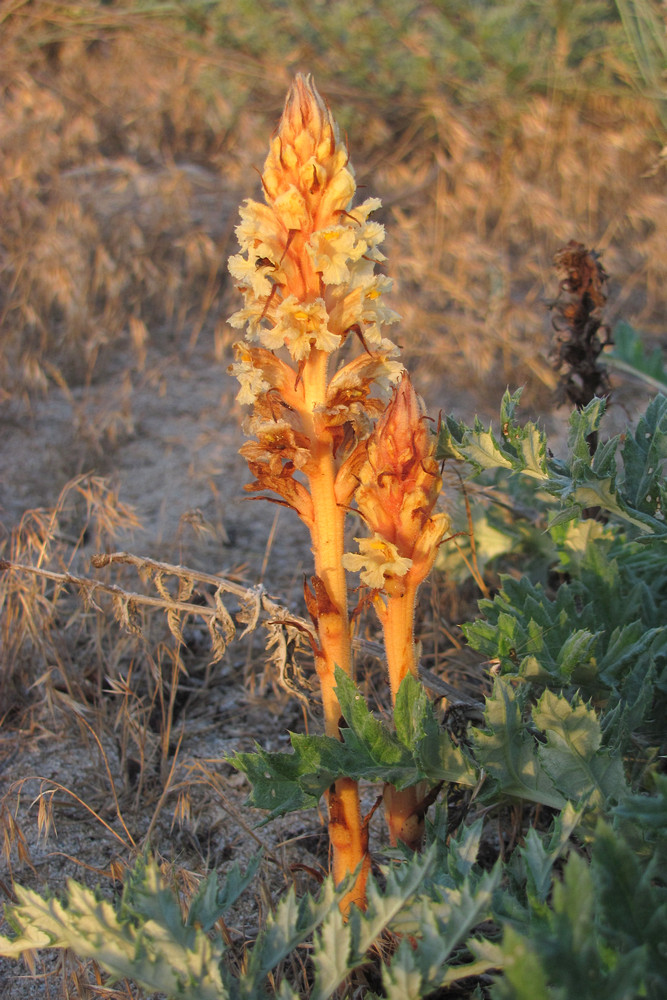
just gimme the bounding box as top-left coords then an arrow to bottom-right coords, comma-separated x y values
533,691 -> 627,807
464,424 -> 515,471
310,905 -> 353,1000
187,854 -> 261,932
516,425 -> 548,479
472,678 -> 566,809
592,821 -> 667,974
356,847 -> 437,957
447,817 -> 483,879
394,672 -> 430,748
613,774 -> 667,832
436,413 -> 468,461
245,879 -> 339,993
0,862 -> 227,1000
391,864 -> 501,991
382,936 -> 423,1000
567,398 -> 607,461
335,668 -> 414,777
500,387 -> 524,426
556,628 -> 598,679
230,743 -> 318,820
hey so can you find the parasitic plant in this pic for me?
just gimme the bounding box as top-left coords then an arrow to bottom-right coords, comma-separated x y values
343,372 -> 449,849
228,73 -> 405,910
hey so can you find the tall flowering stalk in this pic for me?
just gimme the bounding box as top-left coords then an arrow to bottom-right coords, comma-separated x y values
228,74 -> 402,911
343,372 -> 449,849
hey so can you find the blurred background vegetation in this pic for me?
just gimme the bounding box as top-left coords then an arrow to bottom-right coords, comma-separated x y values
0,0 -> 665,412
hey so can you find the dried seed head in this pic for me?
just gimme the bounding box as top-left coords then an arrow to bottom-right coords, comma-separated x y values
549,240 -> 611,413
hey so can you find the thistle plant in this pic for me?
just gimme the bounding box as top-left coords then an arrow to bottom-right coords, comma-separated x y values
228,73 -> 404,909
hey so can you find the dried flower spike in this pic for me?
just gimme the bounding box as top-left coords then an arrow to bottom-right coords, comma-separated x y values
549,240 -> 611,414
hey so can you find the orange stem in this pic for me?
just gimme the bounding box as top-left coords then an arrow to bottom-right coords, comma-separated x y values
301,349 -> 369,911
378,575 -> 427,851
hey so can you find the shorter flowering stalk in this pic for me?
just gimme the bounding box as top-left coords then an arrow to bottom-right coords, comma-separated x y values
344,372 -> 449,850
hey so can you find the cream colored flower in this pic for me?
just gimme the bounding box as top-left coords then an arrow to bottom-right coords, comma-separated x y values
267,296 -> 339,360
342,536 -> 412,589
229,357 -> 270,406
227,304 -> 267,341
234,200 -> 282,257
228,254 -> 275,299
307,226 -> 362,285
327,274 -> 400,349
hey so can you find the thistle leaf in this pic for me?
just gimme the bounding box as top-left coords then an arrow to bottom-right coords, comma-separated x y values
472,678 -> 566,809
533,690 -> 627,807
244,879 -> 339,993
439,391 -> 667,537
186,854 -> 262,932
309,906 -> 353,1000
0,859 -> 227,1000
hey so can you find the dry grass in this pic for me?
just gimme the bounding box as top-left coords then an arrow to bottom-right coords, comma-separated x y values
381,89 -> 667,409
0,1 -> 665,995
0,1 -> 255,410
1,3 -> 664,413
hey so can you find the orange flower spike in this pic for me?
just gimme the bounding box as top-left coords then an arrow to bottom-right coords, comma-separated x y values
345,372 -> 449,698
353,372 -> 448,578
262,75 -> 355,302
229,75 -> 403,910
229,73 -> 400,367
344,373 -> 449,851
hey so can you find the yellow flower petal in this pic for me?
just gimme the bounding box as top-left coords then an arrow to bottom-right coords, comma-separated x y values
342,536 -> 412,590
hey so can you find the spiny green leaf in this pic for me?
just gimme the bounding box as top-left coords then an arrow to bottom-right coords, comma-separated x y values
556,628 -> 598,679
472,678 -> 566,809
592,822 -> 667,965
613,774 -> 667,833
567,397 -> 608,461
391,864 -> 501,991
435,413 -> 468,461
394,670 -> 431,747
405,674 -> 478,787
507,803 -> 583,909
310,905 -> 353,1000
245,879 -> 339,991
186,853 -> 262,932
533,690 -> 627,807
335,668 -> 415,781
484,925 -> 551,1000
382,936 -> 423,1000
230,742 -> 319,820
447,817 -> 484,880
354,847 -> 438,957
464,423 -> 515,471
441,391 -> 667,537
0,863 -> 227,1000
